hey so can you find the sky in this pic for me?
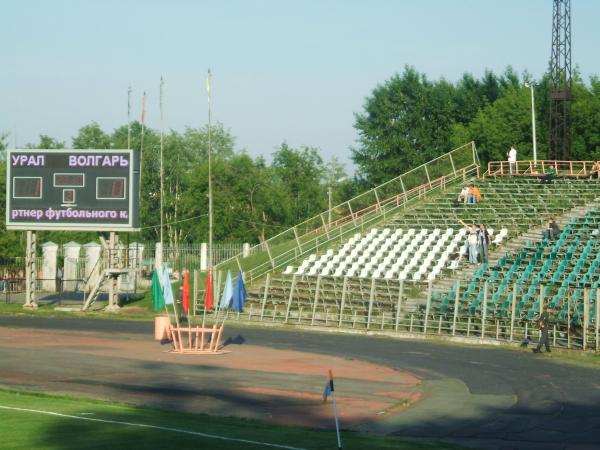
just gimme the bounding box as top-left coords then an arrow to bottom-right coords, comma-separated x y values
2,0 -> 599,173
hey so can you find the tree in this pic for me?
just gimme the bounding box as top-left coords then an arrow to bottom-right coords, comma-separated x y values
0,132 -> 7,151
571,75 -> 600,161
271,143 -> 327,223
26,135 -> 65,149
352,66 -> 463,185
450,86 -> 533,165
72,122 -> 112,149
352,66 -> 538,184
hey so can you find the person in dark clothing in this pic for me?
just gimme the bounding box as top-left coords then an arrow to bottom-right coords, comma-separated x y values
56,267 -> 63,293
533,306 -> 553,353
542,217 -> 560,240
477,224 -> 490,263
539,167 -> 557,184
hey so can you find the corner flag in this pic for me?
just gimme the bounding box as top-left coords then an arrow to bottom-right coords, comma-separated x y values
322,369 -> 342,449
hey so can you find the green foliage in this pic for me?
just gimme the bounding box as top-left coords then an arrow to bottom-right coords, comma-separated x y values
72,122 -> 112,149
352,66 -> 511,184
450,87 -> 533,164
353,66 -> 600,182
0,132 -> 7,153
571,76 -> 600,161
26,134 -> 65,149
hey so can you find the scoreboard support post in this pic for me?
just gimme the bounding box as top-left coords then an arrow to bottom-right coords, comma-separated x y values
106,231 -> 120,312
24,230 -> 37,309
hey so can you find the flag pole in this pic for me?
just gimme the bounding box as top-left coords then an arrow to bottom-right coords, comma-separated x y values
171,302 -> 180,328
140,91 -> 147,212
140,92 -> 146,154
329,369 -> 342,450
159,76 -> 165,259
127,85 -> 132,150
207,69 -> 213,271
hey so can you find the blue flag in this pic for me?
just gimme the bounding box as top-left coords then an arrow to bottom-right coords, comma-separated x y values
162,267 -> 174,305
219,270 -> 234,309
322,380 -> 332,402
231,272 -> 247,312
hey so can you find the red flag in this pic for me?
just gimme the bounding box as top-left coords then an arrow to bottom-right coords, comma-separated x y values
204,270 -> 213,311
182,270 -> 190,314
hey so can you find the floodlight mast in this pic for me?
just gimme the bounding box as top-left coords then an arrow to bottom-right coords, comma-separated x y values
549,0 -> 572,160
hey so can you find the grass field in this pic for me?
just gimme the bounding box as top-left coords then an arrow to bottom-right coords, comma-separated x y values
0,390 -> 462,450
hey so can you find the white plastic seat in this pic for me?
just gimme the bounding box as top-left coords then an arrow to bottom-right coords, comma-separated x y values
307,266 -> 319,276
283,265 -> 294,274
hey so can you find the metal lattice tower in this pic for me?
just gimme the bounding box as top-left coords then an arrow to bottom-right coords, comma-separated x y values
549,0 -> 572,160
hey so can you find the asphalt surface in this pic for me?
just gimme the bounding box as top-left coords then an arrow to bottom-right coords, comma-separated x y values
1,316 -> 599,450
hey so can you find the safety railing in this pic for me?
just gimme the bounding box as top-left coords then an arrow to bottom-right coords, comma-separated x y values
217,142 -> 479,284
486,160 -> 600,178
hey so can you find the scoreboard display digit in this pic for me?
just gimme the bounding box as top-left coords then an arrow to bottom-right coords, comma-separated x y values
97,177 -> 126,200
5,149 -> 141,231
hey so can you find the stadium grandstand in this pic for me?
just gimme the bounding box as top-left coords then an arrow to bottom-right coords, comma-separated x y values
215,144 -> 600,351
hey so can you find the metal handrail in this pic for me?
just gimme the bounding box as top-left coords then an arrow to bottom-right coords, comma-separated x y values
243,165 -> 479,284
217,142 -> 478,273
486,160 -> 600,177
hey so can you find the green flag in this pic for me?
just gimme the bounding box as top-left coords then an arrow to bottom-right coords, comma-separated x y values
151,269 -> 165,312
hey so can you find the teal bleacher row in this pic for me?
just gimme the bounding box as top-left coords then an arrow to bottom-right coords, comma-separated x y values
433,209 -> 600,325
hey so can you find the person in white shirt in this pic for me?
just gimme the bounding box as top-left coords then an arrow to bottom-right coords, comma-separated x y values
508,145 -> 517,175
459,220 -> 479,264
457,185 -> 470,204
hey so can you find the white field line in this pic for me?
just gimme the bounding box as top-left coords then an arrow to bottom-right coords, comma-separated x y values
0,405 -> 307,450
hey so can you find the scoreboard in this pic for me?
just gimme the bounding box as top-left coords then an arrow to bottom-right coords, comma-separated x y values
6,149 -> 141,231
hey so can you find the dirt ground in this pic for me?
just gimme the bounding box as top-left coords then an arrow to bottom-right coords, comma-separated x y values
0,324 -> 422,429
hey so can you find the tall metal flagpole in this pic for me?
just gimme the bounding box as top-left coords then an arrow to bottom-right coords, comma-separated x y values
160,77 -> 165,254
207,69 -> 213,270
140,92 -> 146,157
127,85 -> 132,150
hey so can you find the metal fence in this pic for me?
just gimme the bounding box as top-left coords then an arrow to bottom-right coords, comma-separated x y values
189,272 -> 599,352
144,242 -> 245,272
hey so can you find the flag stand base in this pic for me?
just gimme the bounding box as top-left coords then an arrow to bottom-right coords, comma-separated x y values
167,324 -> 226,355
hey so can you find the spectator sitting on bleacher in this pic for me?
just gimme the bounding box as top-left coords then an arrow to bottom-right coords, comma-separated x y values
589,161 -> 600,180
539,167 -> 557,184
468,183 -> 481,203
457,185 -> 470,204
542,217 -> 560,240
